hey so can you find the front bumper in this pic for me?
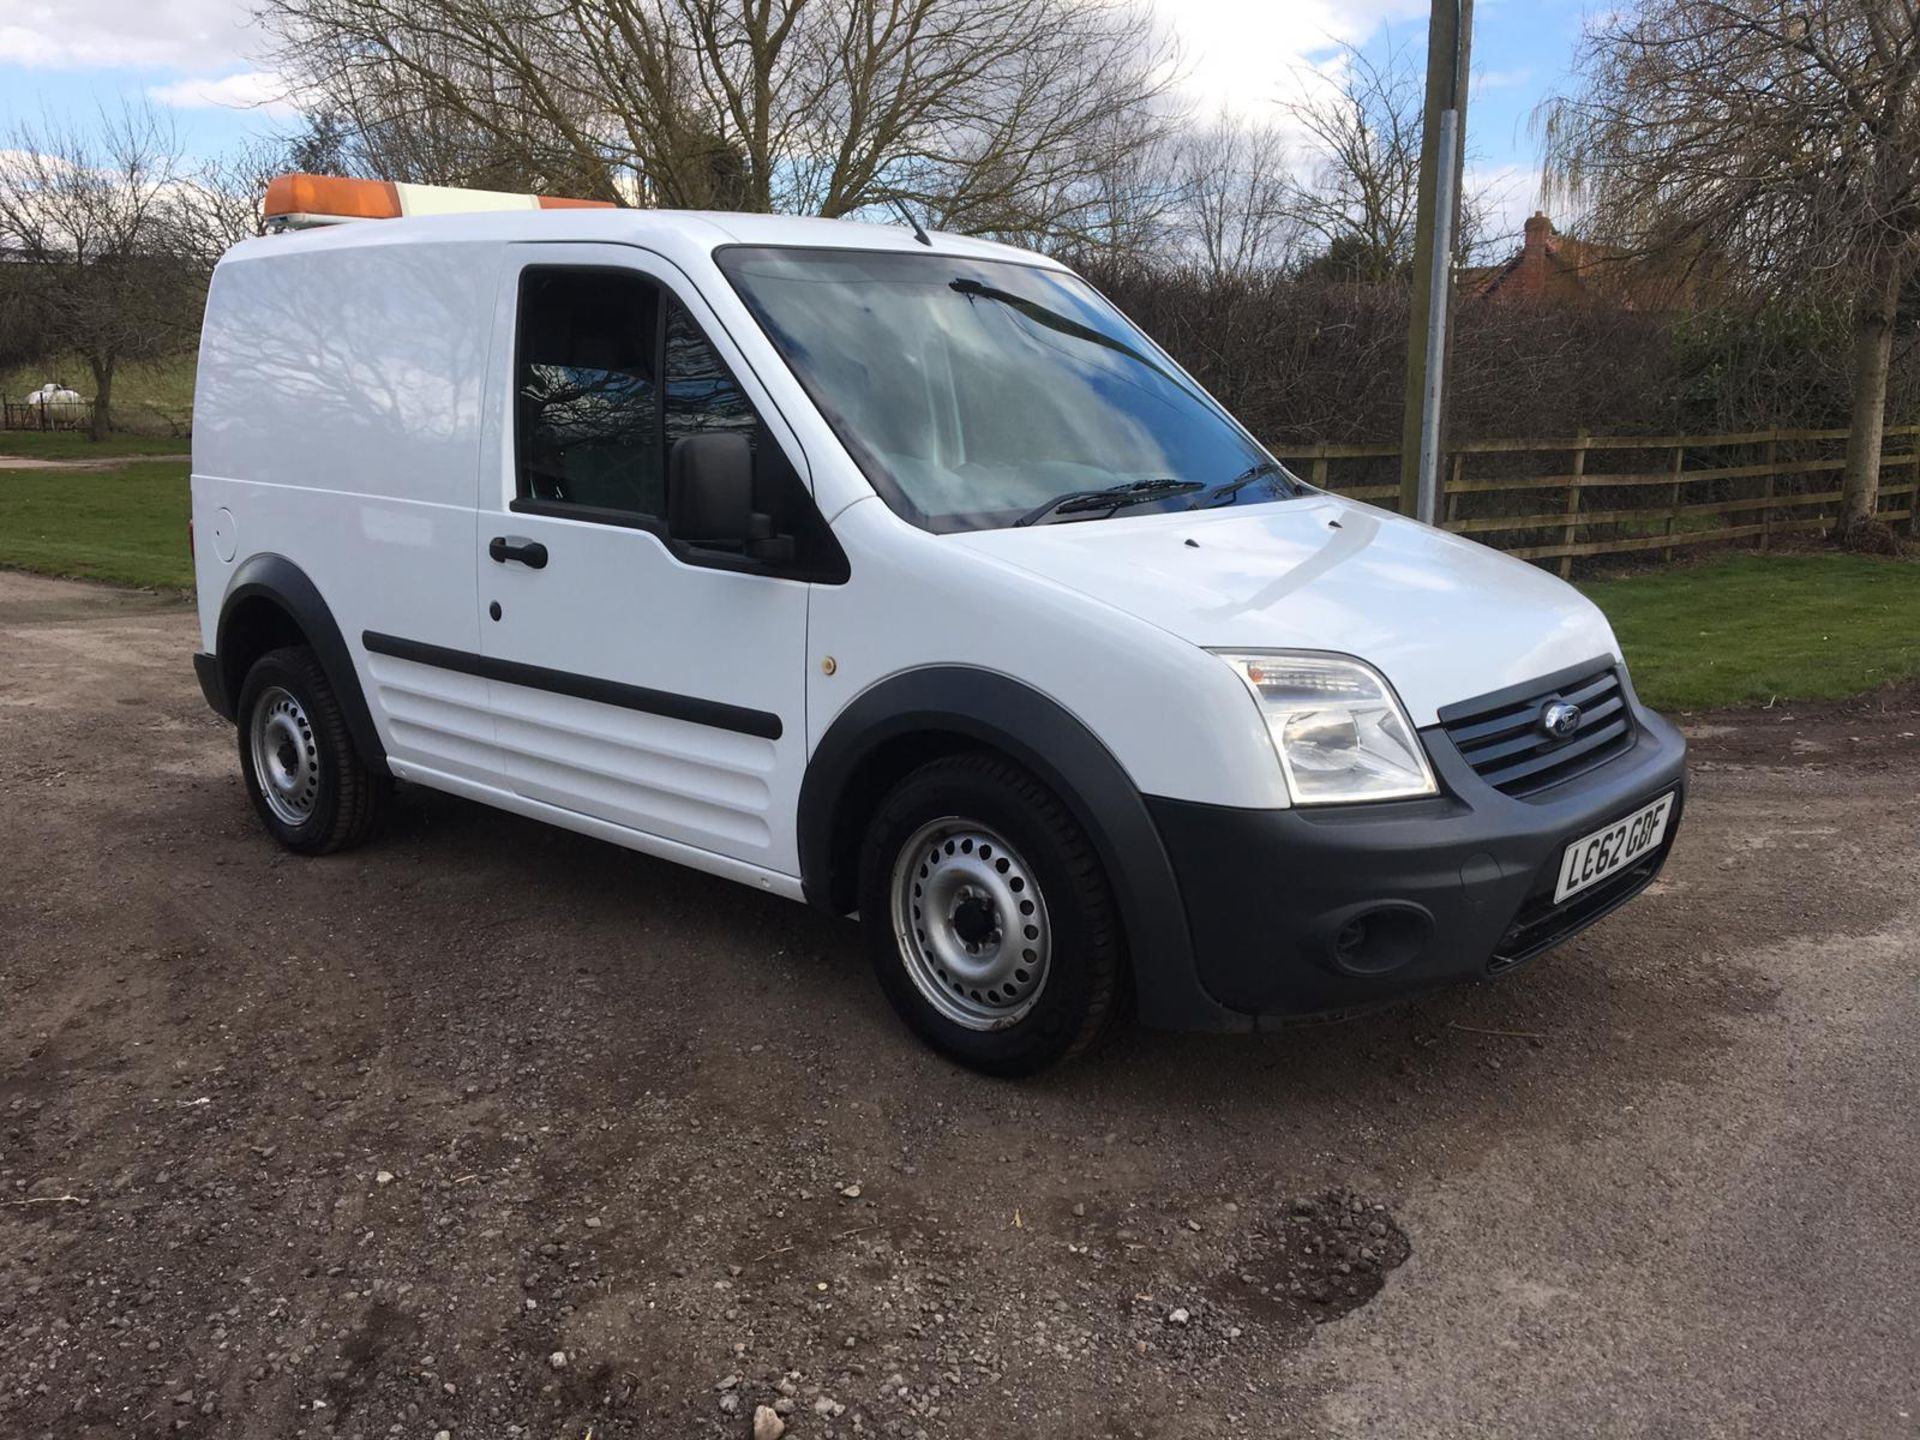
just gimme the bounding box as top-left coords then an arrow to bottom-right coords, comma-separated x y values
1146,695 -> 1687,1019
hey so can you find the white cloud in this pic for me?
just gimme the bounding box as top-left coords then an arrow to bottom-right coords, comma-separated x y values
1465,162 -> 1543,256
13,0 -> 1453,174
148,69 -> 295,116
13,0 -> 1421,126
1476,67 -> 1533,90
1154,0 -> 1429,118
0,0 -> 260,72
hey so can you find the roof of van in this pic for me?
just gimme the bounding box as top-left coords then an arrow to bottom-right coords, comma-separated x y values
224,207 -> 1064,271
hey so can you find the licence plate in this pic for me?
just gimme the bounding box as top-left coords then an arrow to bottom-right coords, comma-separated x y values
1553,792 -> 1676,905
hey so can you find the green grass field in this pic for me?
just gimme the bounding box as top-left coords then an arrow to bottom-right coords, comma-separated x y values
0,456 -> 1914,710
1583,553 -> 1920,710
2,352 -> 198,436
0,431 -> 192,460
0,461 -> 193,590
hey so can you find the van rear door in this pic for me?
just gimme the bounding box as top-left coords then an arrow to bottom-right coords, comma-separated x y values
473,242 -> 813,883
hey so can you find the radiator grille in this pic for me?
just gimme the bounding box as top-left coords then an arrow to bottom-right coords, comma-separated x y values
1441,666 -> 1634,797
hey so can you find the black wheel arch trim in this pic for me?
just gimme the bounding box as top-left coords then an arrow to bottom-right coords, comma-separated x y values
798,666 -> 1252,1032
215,553 -> 391,776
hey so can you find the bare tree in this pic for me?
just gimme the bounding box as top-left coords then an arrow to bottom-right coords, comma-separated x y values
1283,44 -> 1423,284
1543,0 -> 1920,543
259,0 -> 1177,240
0,107 -> 202,439
987,114 -> 1182,261
164,138 -> 280,272
1172,116 -> 1299,284
0,280 -> 55,375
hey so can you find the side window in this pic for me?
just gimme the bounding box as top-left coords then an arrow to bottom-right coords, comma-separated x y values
514,270 -> 662,516
660,298 -> 808,547
511,271 -> 848,581
664,301 -> 756,448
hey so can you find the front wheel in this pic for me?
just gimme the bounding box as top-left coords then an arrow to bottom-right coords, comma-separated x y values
857,753 -> 1127,1075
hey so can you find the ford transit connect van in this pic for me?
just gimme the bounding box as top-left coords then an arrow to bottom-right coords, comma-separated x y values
190,176 -> 1686,1074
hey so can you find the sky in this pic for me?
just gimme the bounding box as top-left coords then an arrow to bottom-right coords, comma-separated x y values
0,0 -> 1595,255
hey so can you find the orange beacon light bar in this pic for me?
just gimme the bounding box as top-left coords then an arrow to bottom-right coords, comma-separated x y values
262,174 -> 615,229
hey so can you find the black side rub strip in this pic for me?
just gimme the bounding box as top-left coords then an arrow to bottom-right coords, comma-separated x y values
361,632 -> 783,741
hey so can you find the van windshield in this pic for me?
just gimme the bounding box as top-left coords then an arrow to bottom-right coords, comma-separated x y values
716,246 -> 1300,532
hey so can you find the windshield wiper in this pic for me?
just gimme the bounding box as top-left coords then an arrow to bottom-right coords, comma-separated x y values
1015,477 -> 1205,527
949,278 -> 1203,400
1189,459 -> 1289,510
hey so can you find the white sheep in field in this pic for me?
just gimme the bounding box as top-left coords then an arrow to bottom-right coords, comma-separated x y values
25,381 -> 87,427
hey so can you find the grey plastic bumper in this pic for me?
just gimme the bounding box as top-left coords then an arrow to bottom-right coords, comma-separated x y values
1145,700 -> 1688,1020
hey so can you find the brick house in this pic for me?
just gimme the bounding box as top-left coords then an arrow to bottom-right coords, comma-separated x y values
1461,212 -> 1609,304
1460,211 -> 1694,310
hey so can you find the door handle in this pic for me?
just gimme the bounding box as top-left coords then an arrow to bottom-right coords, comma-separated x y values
488,535 -> 548,569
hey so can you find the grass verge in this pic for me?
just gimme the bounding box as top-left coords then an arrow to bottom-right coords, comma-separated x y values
0,461 -> 193,590
0,431 -> 192,460
0,470 -> 1912,713
1582,552 -> 1920,711
2,352 -> 196,436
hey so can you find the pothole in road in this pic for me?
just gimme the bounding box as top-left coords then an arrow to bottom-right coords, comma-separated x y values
1214,1189 -> 1411,1326
1112,1188 -> 1414,1368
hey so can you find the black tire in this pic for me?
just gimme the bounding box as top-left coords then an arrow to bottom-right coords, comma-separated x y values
235,645 -> 387,854
857,752 -> 1127,1076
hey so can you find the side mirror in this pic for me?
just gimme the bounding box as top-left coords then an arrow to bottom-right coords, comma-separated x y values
668,432 -> 796,563
668,432 -> 753,545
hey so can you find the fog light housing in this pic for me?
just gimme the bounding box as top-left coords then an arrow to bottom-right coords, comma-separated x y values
1325,904 -> 1432,976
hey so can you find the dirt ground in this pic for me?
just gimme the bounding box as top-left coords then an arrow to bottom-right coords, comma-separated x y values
0,456 -> 189,472
3,568 -> 1917,1440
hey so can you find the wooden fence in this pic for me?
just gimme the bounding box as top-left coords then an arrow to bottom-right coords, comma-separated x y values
1272,426 -> 1920,575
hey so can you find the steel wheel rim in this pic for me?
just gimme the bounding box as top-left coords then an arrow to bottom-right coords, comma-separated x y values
249,685 -> 320,826
890,817 -> 1052,1031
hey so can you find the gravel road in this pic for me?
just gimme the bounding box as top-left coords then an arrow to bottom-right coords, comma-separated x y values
0,454 -> 190,471
3,568 -> 1916,1439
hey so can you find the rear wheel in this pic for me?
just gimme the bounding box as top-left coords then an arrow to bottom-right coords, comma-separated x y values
858,752 -> 1126,1075
236,646 -> 386,854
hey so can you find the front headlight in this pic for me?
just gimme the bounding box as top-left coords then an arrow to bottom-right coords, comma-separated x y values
1214,651 -> 1437,805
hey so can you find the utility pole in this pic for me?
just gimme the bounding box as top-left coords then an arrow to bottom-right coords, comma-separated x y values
1399,0 -> 1473,524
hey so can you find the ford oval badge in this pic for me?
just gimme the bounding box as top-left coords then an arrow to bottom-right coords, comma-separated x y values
1541,700 -> 1582,739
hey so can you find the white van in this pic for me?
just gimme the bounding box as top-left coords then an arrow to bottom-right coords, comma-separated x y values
190,176 -> 1686,1074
